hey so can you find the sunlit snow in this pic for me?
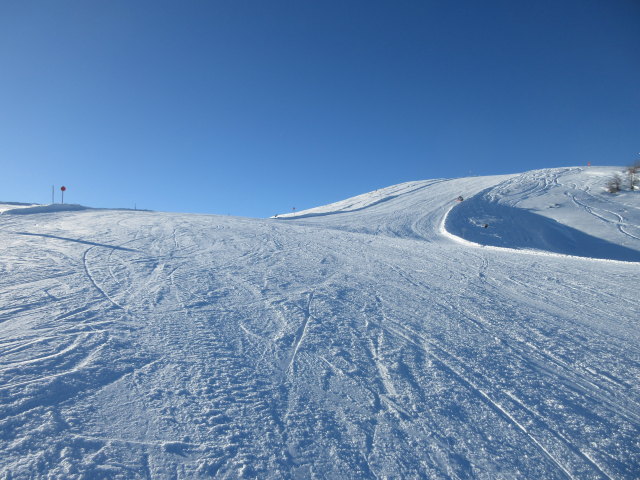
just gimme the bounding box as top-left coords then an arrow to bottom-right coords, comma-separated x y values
1,167 -> 638,478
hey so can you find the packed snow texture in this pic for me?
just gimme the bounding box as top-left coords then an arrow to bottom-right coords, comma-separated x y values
1,167 -> 639,479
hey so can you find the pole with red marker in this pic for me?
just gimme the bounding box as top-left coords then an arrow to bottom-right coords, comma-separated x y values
61,186 -> 66,204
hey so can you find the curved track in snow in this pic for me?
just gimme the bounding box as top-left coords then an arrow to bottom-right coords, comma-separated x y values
1,169 -> 639,479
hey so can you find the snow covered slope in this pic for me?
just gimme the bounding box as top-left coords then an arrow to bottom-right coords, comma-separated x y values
1,203 -> 90,215
445,167 -> 640,261
1,168 -> 639,479
0,202 -> 41,214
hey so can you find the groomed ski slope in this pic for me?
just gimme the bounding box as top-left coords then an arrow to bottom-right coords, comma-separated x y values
1,167 -> 639,479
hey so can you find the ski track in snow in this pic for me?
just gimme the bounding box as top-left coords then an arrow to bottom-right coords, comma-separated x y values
1,167 -> 639,479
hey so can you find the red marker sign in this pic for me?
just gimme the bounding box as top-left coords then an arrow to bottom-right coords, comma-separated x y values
60,186 -> 66,192
60,186 -> 66,204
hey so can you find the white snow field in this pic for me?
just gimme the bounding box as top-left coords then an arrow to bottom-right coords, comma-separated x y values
1,167 -> 639,479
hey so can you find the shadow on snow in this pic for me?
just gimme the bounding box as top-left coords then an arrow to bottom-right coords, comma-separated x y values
14,232 -> 138,252
446,200 -> 640,262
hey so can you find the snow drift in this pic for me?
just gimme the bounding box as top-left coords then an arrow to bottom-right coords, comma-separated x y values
1,203 -> 90,215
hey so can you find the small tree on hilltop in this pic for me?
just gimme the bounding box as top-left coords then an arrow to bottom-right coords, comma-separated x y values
626,161 -> 640,190
606,174 -> 622,193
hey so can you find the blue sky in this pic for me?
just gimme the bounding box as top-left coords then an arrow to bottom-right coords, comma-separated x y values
1,0 -> 638,217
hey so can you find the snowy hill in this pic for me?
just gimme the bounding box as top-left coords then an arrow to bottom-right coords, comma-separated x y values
1,167 -> 639,479
0,202 -> 41,214
1,203 -> 90,215
445,167 -> 640,262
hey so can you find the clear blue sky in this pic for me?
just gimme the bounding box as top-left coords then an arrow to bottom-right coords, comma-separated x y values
1,0 -> 638,217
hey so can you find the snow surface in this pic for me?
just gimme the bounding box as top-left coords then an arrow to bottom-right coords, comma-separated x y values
1,167 -> 639,479
445,167 -> 640,262
0,202 -> 41,214
1,204 -> 90,216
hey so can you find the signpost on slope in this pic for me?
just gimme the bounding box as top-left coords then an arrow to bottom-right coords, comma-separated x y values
61,186 -> 66,204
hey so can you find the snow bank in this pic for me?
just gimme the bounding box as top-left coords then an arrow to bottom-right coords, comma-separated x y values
1,203 -> 90,215
0,202 -> 40,214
